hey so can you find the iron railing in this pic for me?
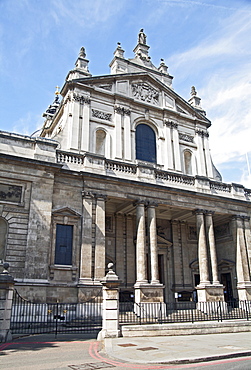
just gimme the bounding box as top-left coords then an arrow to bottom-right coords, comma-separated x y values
119,300 -> 251,325
11,290 -> 103,336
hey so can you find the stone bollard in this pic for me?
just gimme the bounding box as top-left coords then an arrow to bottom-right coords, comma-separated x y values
0,263 -> 15,343
98,263 -> 121,339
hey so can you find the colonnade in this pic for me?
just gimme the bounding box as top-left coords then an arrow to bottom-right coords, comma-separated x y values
79,192 -> 251,301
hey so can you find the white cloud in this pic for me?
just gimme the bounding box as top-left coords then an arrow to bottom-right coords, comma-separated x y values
12,113 -> 44,136
165,6 -> 251,183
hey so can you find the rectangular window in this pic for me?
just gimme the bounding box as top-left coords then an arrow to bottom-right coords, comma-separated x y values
55,224 -> 73,265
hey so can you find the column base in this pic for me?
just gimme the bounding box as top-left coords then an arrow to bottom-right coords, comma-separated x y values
237,283 -> 251,300
196,283 -> 225,302
134,282 -> 164,303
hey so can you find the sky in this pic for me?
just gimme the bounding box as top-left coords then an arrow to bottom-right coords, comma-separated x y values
1,0 -> 251,186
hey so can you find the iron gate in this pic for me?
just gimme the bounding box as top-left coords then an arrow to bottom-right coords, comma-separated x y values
10,289 -> 103,336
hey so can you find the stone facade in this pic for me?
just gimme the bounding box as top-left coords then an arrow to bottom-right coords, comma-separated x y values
0,31 -> 251,304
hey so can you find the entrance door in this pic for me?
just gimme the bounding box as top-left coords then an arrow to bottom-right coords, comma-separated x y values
221,273 -> 233,301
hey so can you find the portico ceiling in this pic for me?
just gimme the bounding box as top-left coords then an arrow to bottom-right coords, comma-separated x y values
105,197 -> 231,225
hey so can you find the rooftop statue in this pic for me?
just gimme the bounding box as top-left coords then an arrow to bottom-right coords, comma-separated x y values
138,29 -> 147,45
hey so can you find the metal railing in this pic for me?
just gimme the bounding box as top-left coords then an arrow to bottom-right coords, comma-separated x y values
11,289 -> 103,336
119,300 -> 251,325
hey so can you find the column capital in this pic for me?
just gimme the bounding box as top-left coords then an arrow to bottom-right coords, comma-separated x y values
164,120 -> 178,129
204,210 -> 215,216
147,201 -> 158,208
82,191 -> 95,199
114,105 -> 131,116
193,208 -> 206,216
134,200 -> 147,208
94,193 -> 107,201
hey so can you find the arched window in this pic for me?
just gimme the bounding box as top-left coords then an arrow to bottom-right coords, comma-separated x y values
184,150 -> 192,175
136,124 -> 156,163
96,129 -> 106,155
0,218 -> 7,262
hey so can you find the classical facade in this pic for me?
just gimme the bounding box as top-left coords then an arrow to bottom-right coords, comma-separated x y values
1,30 -> 251,304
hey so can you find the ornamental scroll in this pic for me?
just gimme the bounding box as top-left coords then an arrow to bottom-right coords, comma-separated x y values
0,184 -> 22,203
131,83 -> 159,105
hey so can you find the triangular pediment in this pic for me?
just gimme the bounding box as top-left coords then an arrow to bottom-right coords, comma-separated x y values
74,72 -> 210,124
52,207 -> 81,217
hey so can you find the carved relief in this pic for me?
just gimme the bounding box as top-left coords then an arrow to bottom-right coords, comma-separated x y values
0,184 -> 22,203
179,133 -> 194,143
92,109 -> 112,121
131,83 -> 159,105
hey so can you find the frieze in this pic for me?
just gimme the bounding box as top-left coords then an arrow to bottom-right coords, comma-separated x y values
73,93 -> 90,104
164,120 -> 178,129
114,106 -> 131,116
179,133 -> 194,143
92,109 -> 112,121
131,83 -> 159,105
0,184 -> 22,203
195,129 -> 209,138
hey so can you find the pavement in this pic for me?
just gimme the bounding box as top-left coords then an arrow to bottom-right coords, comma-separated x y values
104,331 -> 251,364
1,331 -> 251,369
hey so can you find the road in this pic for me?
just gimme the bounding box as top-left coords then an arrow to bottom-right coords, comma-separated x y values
1,335 -> 251,370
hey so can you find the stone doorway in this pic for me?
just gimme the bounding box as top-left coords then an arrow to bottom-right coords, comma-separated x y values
221,272 -> 233,301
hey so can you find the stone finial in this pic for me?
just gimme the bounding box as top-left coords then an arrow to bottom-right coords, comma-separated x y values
188,86 -> 206,115
74,47 -> 91,76
79,46 -> 86,59
114,42 -> 125,58
191,86 -> 197,96
158,58 -> 168,74
138,29 -> 147,44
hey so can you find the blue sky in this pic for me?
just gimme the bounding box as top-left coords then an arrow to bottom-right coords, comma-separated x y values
1,0 -> 251,186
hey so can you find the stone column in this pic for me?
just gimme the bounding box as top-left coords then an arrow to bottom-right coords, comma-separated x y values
235,216 -> 251,300
98,263 -> 120,339
205,211 -> 220,284
164,121 -> 174,170
147,203 -> 159,284
135,201 -> 147,284
69,94 -> 81,150
114,107 -> 122,159
195,210 -> 210,285
0,263 -> 15,343
94,194 -> 106,281
79,191 -> 93,282
195,130 -> 206,177
81,97 -> 90,152
172,123 -> 181,171
243,216 -> 251,272
203,133 -> 213,178
124,110 -> 131,161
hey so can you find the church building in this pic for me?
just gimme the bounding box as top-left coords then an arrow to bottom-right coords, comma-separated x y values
0,30 -> 251,304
